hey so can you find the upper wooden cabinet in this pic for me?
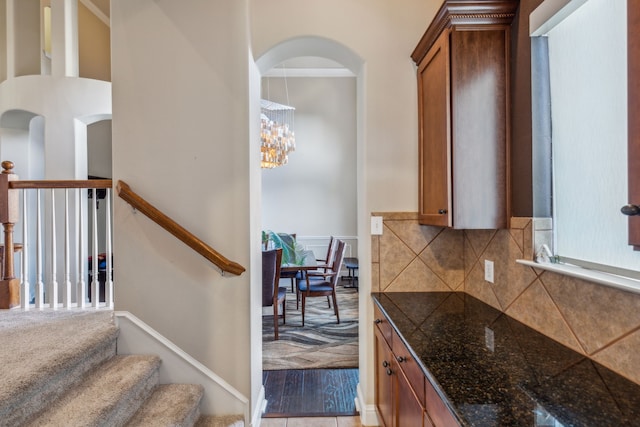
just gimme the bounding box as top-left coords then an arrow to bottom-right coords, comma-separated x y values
412,0 -> 518,228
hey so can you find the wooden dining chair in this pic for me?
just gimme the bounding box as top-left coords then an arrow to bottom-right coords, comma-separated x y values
301,236 -> 338,309
306,236 -> 338,280
316,236 -> 335,268
262,248 -> 286,340
297,240 -> 346,326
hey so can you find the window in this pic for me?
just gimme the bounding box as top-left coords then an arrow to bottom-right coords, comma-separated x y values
528,0 -> 640,289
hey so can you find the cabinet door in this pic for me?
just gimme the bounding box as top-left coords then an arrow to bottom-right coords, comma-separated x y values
397,367 -> 427,427
449,28 -> 509,229
417,30 -> 451,227
375,329 -> 395,427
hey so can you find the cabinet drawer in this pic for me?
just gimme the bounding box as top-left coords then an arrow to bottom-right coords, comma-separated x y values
426,377 -> 460,427
373,303 -> 393,346
391,328 -> 425,404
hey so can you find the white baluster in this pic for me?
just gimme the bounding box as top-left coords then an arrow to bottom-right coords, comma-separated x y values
77,188 -> 86,308
35,189 -> 44,309
91,188 -> 99,308
105,189 -> 113,308
50,190 -> 58,309
63,189 -> 71,308
20,190 -> 30,310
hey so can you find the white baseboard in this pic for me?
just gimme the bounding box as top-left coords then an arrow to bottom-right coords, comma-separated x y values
251,386 -> 266,427
356,383 -> 380,426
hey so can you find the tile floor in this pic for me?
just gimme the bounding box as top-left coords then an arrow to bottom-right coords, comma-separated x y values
260,416 -> 362,427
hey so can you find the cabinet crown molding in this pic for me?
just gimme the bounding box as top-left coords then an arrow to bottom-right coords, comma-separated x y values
411,0 -> 518,64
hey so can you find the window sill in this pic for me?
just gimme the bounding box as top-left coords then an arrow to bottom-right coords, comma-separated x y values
516,259 -> 640,295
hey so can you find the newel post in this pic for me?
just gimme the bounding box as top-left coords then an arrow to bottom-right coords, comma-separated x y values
0,161 -> 19,308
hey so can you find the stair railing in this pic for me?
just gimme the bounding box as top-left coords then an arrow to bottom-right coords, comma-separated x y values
116,180 -> 245,276
0,161 -> 245,310
0,161 -> 114,309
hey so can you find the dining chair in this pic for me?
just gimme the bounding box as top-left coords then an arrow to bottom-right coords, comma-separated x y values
299,236 -> 337,309
316,236 -> 335,268
306,236 -> 337,280
297,240 -> 346,326
262,248 -> 286,340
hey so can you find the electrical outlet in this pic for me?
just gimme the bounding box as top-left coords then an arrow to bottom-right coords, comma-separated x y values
484,260 -> 494,283
485,327 -> 495,352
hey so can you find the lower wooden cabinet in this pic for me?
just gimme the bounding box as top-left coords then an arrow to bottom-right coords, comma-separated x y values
397,365 -> 431,427
375,326 -> 432,427
375,328 -> 395,427
374,310 -> 459,427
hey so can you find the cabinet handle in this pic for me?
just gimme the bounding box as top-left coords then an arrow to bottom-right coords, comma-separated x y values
382,360 -> 389,368
396,356 -> 406,363
438,209 -> 448,215
621,204 -> 640,216
386,368 -> 393,376
375,319 -> 382,324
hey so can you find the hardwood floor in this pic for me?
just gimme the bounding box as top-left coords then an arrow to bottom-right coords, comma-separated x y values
262,368 -> 359,418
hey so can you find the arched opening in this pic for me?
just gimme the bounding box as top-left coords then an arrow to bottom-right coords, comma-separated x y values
0,109 -> 45,301
0,109 -> 45,180
256,36 -> 365,417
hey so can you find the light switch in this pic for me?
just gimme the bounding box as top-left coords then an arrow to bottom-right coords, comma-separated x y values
371,216 -> 383,235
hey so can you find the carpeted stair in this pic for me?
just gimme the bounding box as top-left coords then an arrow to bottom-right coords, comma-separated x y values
0,309 -> 243,427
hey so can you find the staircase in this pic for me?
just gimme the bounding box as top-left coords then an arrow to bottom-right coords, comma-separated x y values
0,309 -> 244,427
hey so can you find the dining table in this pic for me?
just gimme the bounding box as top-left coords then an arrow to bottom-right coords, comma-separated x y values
280,250 -> 321,279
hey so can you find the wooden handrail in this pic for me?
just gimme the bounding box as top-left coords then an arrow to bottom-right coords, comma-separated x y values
9,180 -> 113,189
116,180 -> 245,276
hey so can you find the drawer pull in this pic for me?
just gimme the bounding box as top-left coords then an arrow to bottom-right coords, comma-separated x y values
386,368 -> 393,376
382,360 -> 389,368
396,356 -> 406,363
375,319 -> 382,324
438,209 -> 448,215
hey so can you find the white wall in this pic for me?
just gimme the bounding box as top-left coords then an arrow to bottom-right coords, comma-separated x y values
261,76 -> 357,237
251,0 -> 439,212
111,0 -> 254,418
0,76 -> 111,178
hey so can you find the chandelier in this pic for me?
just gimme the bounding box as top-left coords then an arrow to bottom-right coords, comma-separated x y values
260,99 -> 295,169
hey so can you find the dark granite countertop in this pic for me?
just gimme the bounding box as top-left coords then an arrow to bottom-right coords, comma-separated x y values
372,292 -> 640,427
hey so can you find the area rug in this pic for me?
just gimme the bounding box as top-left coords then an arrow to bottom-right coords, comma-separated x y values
262,284 -> 359,370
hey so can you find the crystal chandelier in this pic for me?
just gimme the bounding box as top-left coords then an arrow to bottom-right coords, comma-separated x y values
260,99 -> 295,169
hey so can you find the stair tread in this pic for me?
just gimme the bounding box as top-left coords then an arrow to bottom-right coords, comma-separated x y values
0,310 -> 118,426
126,383 -> 204,426
0,310 -> 117,401
24,354 -> 161,427
0,311 -> 242,427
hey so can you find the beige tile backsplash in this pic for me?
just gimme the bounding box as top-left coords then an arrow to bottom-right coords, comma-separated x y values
371,212 -> 640,385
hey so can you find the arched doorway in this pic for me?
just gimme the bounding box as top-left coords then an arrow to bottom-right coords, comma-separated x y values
256,36 -> 365,418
